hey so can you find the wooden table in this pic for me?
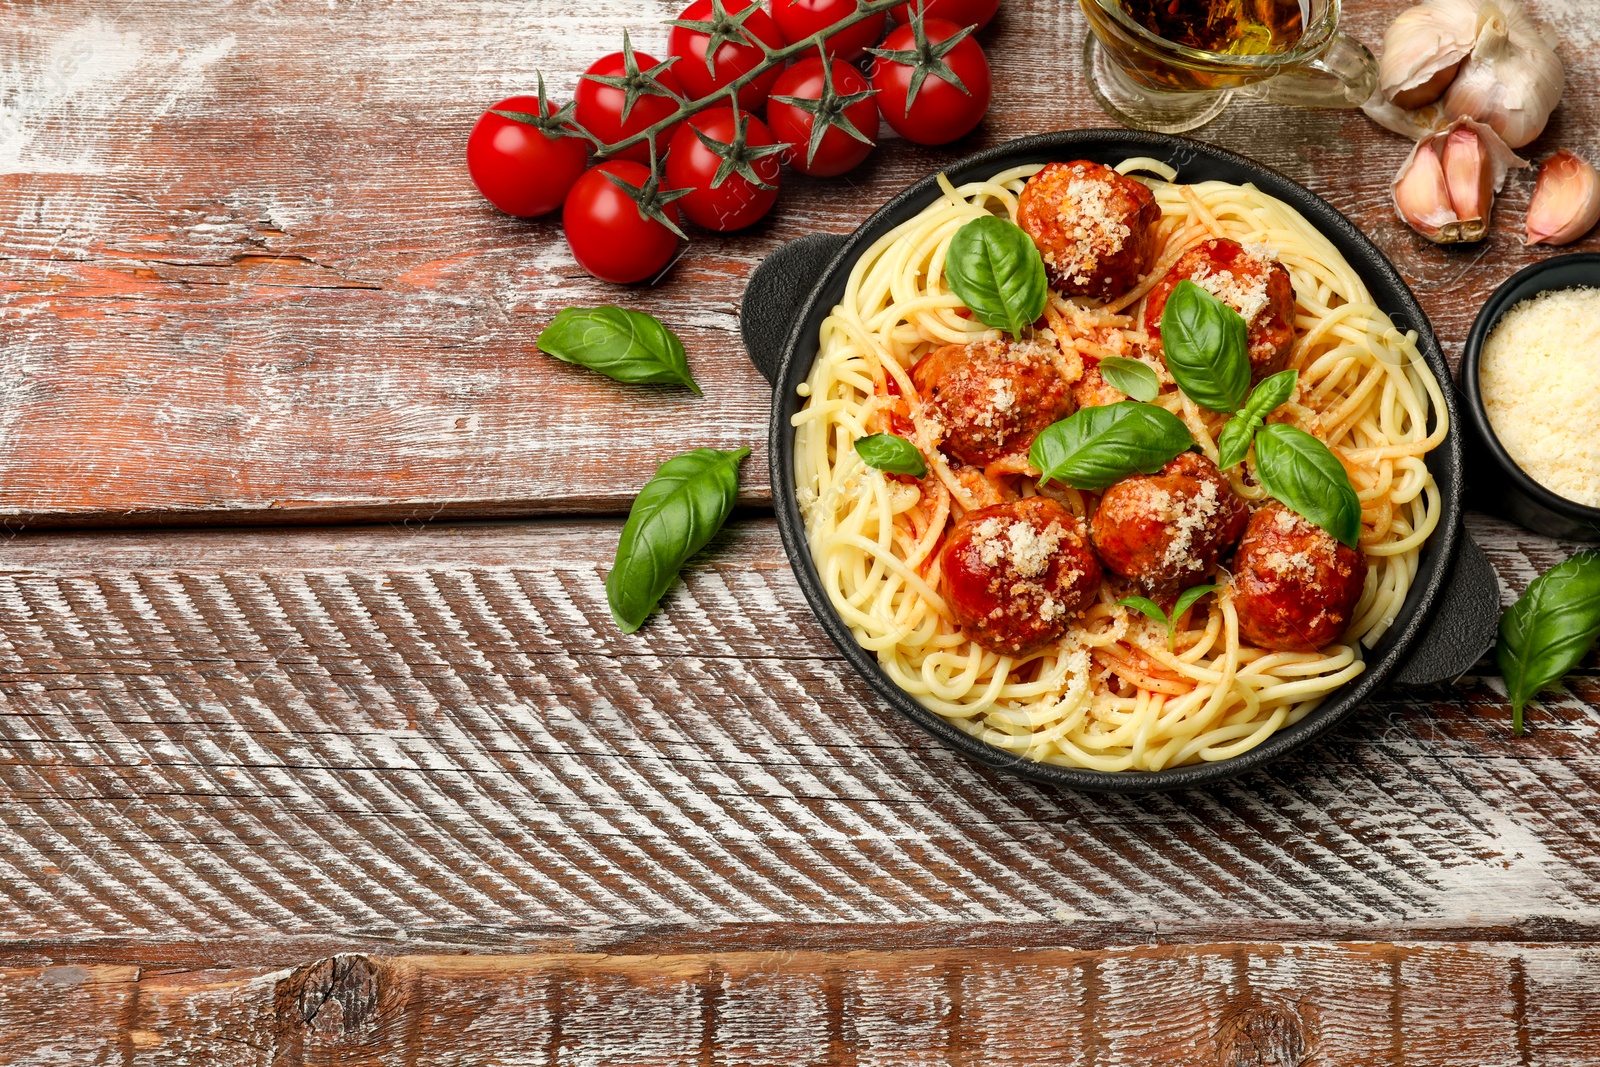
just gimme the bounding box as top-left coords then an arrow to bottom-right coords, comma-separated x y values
3,0 -> 1599,1061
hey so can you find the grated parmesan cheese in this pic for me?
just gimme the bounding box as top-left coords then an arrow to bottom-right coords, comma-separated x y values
1262,549 -> 1316,580
1242,240 -> 1278,264
973,517 -> 1063,577
989,377 -> 1017,413
1480,287 -> 1600,508
1162,479 -> 1219,569
1054,175 -> 1131,286
1190,261 -> 1270,325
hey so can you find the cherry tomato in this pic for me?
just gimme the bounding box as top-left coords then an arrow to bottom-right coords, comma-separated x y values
870,17 -> 991,145
769,0 -> 887,62
889,0 -> 1000,28
574,46 -> 685,164
466,96 -> 589,217
767,57 -> 880,177
665,107 -> 782,231
563,161 -> 682,284
667,0 -> 787,109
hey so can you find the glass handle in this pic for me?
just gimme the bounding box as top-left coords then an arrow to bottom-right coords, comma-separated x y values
1240,31 -> 1378,108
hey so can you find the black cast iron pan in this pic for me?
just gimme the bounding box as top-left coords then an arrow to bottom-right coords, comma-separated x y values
739,129 -> 1500,793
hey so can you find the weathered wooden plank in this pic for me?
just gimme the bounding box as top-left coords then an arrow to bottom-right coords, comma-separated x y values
0,511 -> 1595,945
2,0 -> 1596,523
0,963 -> 139,1066
3,945 -> 1599,1066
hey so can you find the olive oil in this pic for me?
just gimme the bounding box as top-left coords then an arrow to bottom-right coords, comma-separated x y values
1116,0 -> 1308,56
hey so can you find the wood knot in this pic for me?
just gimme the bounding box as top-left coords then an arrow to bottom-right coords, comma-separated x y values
275,954 -> 381,1037
1214,998 -> 1312,1067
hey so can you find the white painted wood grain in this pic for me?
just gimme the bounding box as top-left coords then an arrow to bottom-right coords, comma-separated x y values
0,513 -> 1595,942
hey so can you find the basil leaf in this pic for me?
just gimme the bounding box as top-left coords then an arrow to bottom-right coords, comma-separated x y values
1120,585 -> 1216,650
1253,423 -> 1363,547
1216,414 -> 1257,470
1244,369 -> 1298,420
607,447 -> 749,633
1173,583 -> 1218,620
1097,356 -> 1160,403
854,433 -> 927,477
945,215 -> 1049,336
1497,551 -> 1600,736
1029,401 -> 1193,492
1217,369 -> 1299,468
538,306 -> 702,394
1118,596 -> 1169,630
1159,280 -> 1250,413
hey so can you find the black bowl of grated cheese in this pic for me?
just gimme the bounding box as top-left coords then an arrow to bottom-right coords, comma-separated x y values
1461,253 -> 1600,542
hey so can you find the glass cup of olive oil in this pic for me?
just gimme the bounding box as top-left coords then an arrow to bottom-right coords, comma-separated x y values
1080,0 -> 1378,133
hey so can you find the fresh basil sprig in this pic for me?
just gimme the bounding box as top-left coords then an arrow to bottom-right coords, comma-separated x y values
1160,280 -> 1250,414
1253,424 -> 1362,548
1217,369 -> 1298,468
855,433 -> 927,477
1029,401 -> 1193,492
1497,551 -> 1600,736
1097,356 -> 1161,403
538,306 -> 701,394
607,447 -> 749,633
1119,584 -> 1217,650
945,215 -> 1049,336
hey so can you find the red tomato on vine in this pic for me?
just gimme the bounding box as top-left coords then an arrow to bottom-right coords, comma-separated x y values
563,161 -> 687,284
574,34 -> 685,164
769,0 -> 887,62
767,58 -> 880,178
665,107 -> 787,232
667,0 -> 787,109
868,15 -> 991,145
467,86 -> 589,217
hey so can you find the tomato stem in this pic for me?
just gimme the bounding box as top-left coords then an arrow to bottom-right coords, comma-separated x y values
523,0 -> 907,166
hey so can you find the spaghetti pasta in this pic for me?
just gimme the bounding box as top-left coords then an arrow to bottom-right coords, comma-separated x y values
792,159 -> 1446,772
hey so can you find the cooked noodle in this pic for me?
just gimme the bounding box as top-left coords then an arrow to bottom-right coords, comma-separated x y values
791,158 -> 1447,773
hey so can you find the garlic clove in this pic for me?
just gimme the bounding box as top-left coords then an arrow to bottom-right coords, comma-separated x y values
1441,117 -> 1528,224
1525,150 -> 1600,247
1395,137 -> 1476,243
1376,0 -> 1480,109
1442,125 -> 1492,222
1392,60 -> 1463,111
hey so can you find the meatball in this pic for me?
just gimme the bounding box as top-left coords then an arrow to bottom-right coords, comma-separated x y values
1091,452 -> 1248,596
1231,503 -> 1368,652
942,496 -> 1102,656
1017,161 -> 1160,299
1072,359 -> 1129,410
1144,238 -> 1296,381
913,339 -> 1071,467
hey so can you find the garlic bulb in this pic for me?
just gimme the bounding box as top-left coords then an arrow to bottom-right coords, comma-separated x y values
1365,0 -> 1563,150
1392,118 -> 1526,243
1526,150 -> 1600,247
1444,3 -> 1564,148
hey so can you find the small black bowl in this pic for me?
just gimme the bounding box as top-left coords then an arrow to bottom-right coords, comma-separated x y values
1460,253 -> 1600,542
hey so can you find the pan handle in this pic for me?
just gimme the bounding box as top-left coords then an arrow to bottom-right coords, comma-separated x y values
1392,531 -> 1503,686
740,233 -> 848,387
